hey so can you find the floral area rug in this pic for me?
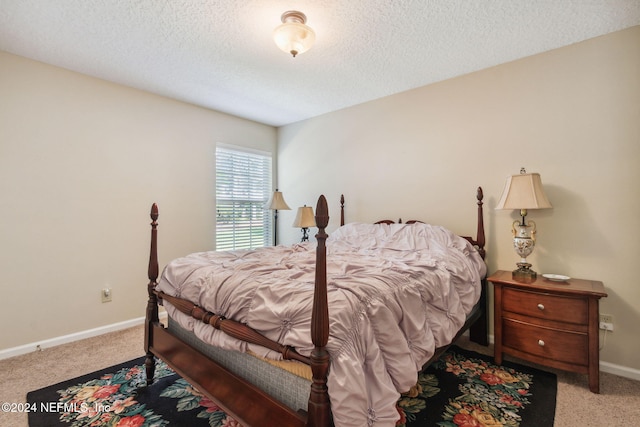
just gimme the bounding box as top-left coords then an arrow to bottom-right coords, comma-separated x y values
397,346 -> 557,427
26,346 -> 556,427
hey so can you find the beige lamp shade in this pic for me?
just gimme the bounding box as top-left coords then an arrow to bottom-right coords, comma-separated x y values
496,173 -> 552,210
293,206 -> 316,228
266,190 -> 291,210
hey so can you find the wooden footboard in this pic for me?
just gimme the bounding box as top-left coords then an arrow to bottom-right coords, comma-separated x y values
144,195 -> 332,427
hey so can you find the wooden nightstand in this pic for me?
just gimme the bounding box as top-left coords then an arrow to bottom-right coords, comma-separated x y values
489,270 -> 607,393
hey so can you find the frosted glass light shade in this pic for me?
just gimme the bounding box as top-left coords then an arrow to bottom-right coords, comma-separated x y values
273,11 -> 315,57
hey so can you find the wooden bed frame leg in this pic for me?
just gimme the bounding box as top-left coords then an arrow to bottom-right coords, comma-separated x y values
307,195 -> 332,427
144,203 -> 160,385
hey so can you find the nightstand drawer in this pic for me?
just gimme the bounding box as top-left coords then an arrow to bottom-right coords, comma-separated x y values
502,287 -> 588,324
503,318 -> 588,366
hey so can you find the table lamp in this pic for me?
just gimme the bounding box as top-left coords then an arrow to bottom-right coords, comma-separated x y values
496,168 -> 552,281
292,205 -> 316,242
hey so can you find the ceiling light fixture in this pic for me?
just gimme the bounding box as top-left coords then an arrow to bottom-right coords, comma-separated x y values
273,10 -> 315,57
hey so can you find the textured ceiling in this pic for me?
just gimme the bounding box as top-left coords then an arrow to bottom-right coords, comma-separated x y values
1,1 -> 639,126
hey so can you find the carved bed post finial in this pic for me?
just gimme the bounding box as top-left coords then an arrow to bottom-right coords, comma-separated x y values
307,195 -> 331,427
340,194 -> 345,227
145,203 -> 160,386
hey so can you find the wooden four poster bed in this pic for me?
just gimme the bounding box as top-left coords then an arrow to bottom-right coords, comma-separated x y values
144,188 -> 488,427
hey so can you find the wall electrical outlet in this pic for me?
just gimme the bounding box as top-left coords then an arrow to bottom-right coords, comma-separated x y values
599,314 -> 613,331
102,288 -> 112,303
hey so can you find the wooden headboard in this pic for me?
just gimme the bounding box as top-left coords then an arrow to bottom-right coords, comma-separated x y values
367,187 -> 486,260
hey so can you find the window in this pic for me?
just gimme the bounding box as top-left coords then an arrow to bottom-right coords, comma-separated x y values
215,145 -> 273,250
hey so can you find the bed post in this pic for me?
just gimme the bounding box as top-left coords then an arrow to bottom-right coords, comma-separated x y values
307,195 -> 331,427
144,203 -> 160,385
470,187 -> 489,346
340,194 -> 345,227
475,187 -> 486,260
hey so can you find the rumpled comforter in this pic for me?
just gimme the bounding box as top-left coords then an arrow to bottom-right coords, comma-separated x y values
157,222 -> 486,427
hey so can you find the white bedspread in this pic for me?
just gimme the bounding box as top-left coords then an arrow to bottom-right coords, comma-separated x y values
157,222 -> 486,427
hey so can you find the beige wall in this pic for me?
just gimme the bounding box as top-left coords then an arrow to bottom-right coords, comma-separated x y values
0,51 -> 276,350
277,27 -> 640,371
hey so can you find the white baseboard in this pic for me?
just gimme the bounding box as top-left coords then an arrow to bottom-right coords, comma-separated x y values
600,361 -> 640,381
0,312 -> 167,361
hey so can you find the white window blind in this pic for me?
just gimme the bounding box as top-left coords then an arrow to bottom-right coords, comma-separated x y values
216,145 -> 272,250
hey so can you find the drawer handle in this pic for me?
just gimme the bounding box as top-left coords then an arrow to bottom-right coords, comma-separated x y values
538,339 -> 545,347
537,303 -> 545,310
